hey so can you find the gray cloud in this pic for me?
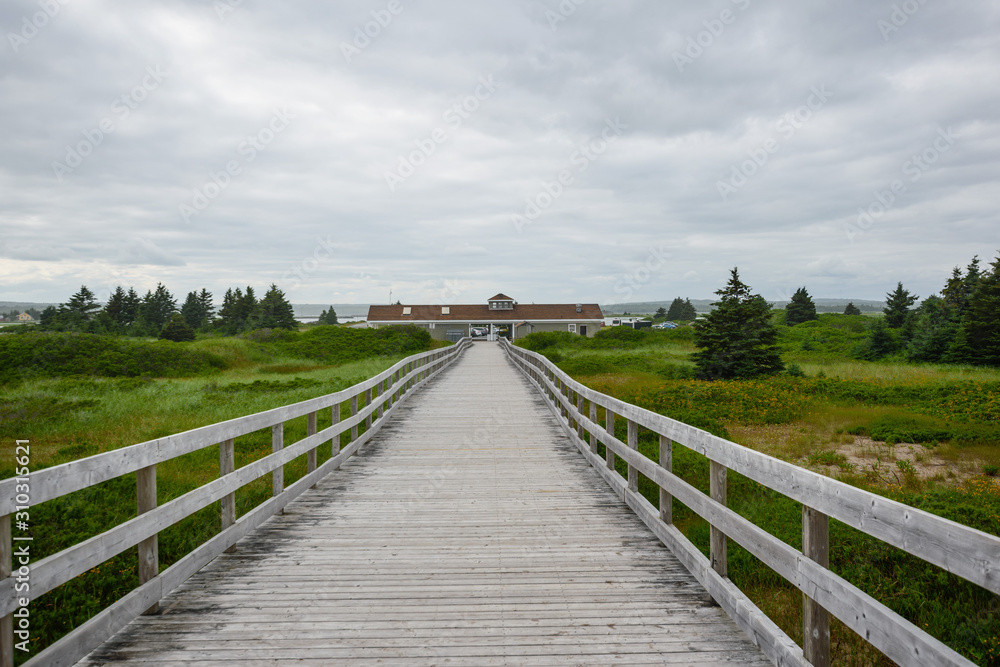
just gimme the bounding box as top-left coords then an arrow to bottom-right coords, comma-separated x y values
1,0 -> 998,306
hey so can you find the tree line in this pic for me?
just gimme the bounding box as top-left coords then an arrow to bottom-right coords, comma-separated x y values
693,251 -> 1000,380
35,283 -> 324,341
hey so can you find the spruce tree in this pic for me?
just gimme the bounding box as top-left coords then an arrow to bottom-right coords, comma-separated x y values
138,283 -> 177,331
785,287 -> 818,326
181,291 -> 204,329
883,282 -> 918,329
159,312 -> 196,342
843,302 -> 862,316
692,269 -> 784,380
64,285 -> 100,320
257,284 -> 297,330
103,286 -> 128,329
654,306 -> 667,320
198,289 -> 215,327
680,298 -> 697,320
665,297 -> 686,320
960,253 -> 1000,366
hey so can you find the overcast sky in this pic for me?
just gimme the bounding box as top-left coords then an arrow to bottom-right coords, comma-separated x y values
2,0 -> 998,308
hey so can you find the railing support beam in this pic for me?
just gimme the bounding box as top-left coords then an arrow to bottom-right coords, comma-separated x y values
659,435 -> 672,525
137,464 -> 158,615
709,460 -> 727,580
220,438 -> 236,553
803,506 -> 831,667
307,411 -> 318,489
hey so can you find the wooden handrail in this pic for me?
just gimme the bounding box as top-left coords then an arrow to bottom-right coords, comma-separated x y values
0,339 -> 471,667
501,337 -> 992,667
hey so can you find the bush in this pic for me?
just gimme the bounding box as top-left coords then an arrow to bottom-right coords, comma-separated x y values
0,332 -> 226,383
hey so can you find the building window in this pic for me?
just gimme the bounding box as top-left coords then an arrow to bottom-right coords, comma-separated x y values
429,322 -> 435,329
442,306 -> 450,315
568,324 -> 576,333
402,307 -> 411,315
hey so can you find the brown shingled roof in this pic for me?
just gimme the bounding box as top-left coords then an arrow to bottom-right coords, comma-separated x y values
488,293 -> 514,301
367,303 -> 603,322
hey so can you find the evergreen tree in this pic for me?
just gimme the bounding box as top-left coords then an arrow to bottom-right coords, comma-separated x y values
159,312 -> 196,342
138,283 -> 177,331
665,297 -> 685,320
960,253 -> 1000,366
256,284 -> 297,330
64,285 -> 100,320
235,286 -> 258,330
122,287 -> 140,327
318,307 -> 339,325
692,269 -> 784,380
198,289 -> 215,327
654,306 -> 667,320
103,286 -> 128,329
665,297 -> 697,321
905,296 -> 956,362
855,317 -> 898,360
180,291 -> 205,329
843,302 -> 862,316
217,288 -> 241,334
883,282 -> 918,329
785,287 -> 818,326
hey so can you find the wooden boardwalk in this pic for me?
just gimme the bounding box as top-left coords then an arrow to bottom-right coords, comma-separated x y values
78,343 -> 770,666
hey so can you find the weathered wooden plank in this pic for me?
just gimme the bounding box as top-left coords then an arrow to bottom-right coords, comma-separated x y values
710,459 -> 727,580
75,343 -> 768,667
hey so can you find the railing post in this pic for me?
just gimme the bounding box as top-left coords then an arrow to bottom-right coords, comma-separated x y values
659,435 -> 673,525
350,394 -> 359,442
1,513 -> 11,667
332,401 -> 341,455
137,464 -> 158,615
576,393 -> 585,440
378,379 -> 386,419
307,411 -> 318,489
272,423 -> 284,500
220,438 -> 236,553
605,410 -> 616,471
365,387 -> 373,431
589,401 -> 598,453
627,419 -> 638,493
710,460 -> 727,579
803,506 -> 831,667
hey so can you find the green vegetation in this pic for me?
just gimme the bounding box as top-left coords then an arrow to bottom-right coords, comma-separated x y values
692,268 -> 784,380
39,281 -> 301,338
785,287 -> 818,326
1,323 -> 437,662
517,306 -> 1000,665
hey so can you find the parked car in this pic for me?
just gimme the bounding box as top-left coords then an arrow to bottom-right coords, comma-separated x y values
470,327 -> 488,337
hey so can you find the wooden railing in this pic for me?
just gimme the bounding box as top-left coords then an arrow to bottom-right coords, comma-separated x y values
0,338 -> 471,667
501,337 -> 997,667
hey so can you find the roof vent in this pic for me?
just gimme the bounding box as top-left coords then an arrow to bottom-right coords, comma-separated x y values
402,307 -> 411,316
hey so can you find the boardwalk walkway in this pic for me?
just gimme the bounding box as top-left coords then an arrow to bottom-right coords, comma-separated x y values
78,343 -> 770,666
